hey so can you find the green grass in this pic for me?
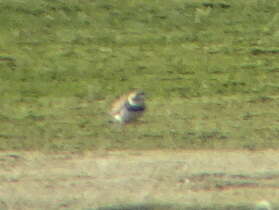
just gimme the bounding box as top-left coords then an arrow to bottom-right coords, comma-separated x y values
0,0 -> 279,151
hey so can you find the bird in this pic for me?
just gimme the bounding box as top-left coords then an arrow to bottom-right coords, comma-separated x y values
109,90 -> 146,124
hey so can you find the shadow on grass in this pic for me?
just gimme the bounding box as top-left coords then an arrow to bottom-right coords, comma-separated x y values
89,203 -> 253,210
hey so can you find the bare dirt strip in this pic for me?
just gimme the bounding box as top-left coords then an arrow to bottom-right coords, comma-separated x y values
0,150 -> 278,210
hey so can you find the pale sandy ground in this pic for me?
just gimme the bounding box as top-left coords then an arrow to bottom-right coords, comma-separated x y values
0,150 -> 278,210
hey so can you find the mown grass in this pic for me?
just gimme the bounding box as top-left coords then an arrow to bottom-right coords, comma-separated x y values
0,0 -> 279,151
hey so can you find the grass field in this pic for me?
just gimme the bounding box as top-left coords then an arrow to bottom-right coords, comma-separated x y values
0,1 -> 279,208
0,0 -> 279,151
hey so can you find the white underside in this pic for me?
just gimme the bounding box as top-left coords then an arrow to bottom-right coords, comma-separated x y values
114,114 -> 124,122
113,109 -> 143,123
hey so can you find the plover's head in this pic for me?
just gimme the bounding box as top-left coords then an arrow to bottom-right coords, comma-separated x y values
128,90 -> 145,106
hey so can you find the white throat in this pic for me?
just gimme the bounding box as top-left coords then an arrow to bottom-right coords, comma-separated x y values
128,97 -> 138,106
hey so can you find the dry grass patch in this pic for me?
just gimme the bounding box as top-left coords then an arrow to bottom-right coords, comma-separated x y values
0,150 -> 278,209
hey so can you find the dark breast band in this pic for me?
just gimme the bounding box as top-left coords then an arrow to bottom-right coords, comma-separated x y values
125,102 -> 145,112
